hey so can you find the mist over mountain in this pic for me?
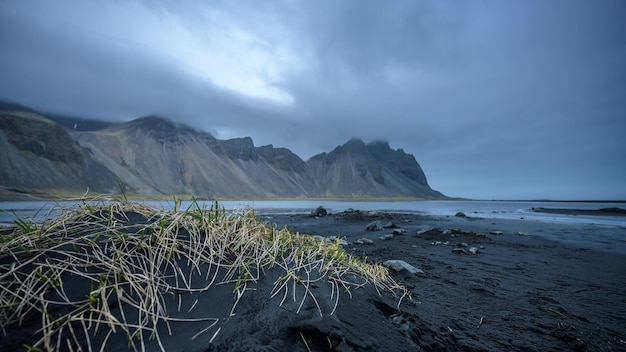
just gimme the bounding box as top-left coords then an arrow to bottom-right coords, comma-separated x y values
0,102 -> 445,200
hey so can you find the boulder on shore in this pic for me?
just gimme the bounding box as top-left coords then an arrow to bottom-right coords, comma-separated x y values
311,206 -> 328,217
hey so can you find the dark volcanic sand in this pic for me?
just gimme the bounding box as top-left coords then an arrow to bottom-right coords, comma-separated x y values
264,211 -> 626,351
2,210 -> 626,351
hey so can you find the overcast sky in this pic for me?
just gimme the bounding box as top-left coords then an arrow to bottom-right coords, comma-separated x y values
1,0 -> 625,200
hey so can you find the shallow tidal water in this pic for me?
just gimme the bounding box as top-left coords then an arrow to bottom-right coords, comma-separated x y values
2,199 -> 625,254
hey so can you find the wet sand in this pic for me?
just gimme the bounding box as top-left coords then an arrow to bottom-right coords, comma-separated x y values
263,210 -> 626,351
2,210 -> 626,351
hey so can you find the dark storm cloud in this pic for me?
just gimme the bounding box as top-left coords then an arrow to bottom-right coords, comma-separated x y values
1,3 -> 260,121
1,0 -> 625,199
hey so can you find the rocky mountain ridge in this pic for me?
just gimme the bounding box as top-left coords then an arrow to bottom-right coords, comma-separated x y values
0,102 -> 445,200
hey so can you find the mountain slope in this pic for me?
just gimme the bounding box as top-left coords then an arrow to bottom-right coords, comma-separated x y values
0,101 -> 446,199
0,109 -> 119,197
72,117 -> 315,198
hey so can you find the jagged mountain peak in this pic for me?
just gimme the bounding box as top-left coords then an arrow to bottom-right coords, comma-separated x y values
327,138 -> 399,157
306,137 -> 441,198
336,138 -> 368,153
0,102 -> 445,199
124,115 -> 182,131
366,140 -> 391,151
216,136 -> 257,161
107,115 -> 215,144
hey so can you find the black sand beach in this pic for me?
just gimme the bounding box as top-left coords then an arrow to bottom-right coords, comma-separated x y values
263,210 -> 626,351
2,206 -> 626,351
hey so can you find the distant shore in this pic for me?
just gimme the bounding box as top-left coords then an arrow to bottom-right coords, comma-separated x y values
531,206 -> 626,216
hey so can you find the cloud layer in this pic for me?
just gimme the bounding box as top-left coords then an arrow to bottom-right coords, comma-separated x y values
1,0 -> 625,199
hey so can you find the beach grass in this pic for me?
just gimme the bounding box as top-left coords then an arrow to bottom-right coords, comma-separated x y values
0,198 -> 407,351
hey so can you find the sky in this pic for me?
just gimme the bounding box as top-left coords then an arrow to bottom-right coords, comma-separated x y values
1,0 -> 625,200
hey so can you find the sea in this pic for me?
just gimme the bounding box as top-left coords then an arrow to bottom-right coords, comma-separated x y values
2,199 -> 625,255
1,199 -> 625,228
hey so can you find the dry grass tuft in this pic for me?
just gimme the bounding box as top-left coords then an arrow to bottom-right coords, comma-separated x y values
0,199 -> 407,351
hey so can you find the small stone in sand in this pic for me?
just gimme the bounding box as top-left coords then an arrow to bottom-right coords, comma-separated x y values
354,238 -> 374,245
416,227 -> 432,235
455,212 -> 467,218
328,236 -> 348,245
379,234 -> 394,240
469,247 -> 479,255
366,221 -> 384,231
517,231 -> 531,236
384,221 -> 399,228
490,230 -> 503,235
383,260 -> 424,276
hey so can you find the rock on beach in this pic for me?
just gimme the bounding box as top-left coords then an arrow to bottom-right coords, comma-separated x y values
366,221 -> 384,231
383,259 -> 424,276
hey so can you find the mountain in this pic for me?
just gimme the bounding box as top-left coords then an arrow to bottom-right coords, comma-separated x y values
0,107 -> 120,198
308,138 -> 443,198
0,102 -> 446,199
72,116 -> 314,198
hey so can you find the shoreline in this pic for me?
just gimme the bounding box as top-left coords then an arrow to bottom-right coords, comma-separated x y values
1,205 -> 626,351
531,206 -> 626,216
3,187 -> 625,203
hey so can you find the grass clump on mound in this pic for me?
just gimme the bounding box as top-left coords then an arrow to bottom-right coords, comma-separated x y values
0,199 -> 407,351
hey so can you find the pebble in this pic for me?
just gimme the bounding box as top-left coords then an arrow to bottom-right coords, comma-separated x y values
383,221 -> 399,229
416,227 -> 432,235
383,260 -> 425,276
328,236 -> 348,245
354,238 -> 374,245
366,221 -> 384,231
